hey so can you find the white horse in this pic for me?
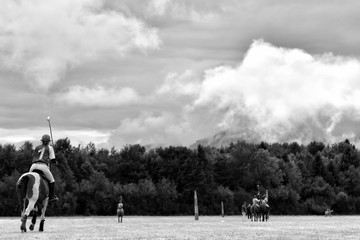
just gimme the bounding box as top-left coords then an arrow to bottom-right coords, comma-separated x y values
16,171 -> 49,232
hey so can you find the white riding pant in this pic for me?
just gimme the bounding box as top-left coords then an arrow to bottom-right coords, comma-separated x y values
30,163 -> 55,183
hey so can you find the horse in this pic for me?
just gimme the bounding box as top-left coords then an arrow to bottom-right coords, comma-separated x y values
246,204 -> 252,220
117,207 -> 124,223
250,203 -> 260,222
16,170 -> 49,232
259,200 -> 270,221
325,209 -> 333,216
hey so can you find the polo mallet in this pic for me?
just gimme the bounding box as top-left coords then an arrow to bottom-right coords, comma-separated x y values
46,116 -> 54,146
47,116 -> 59,168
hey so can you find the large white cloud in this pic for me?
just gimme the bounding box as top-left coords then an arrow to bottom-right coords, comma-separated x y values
104,39 -> 360,148
188,40 -> 360,144
0,0 -> 160,91
97,40 -> 360,148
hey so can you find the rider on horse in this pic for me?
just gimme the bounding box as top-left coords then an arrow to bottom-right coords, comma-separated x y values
252,194 -> 260,207
117,201 -> 124,210
262,194 -> 269,207
29,134 -> 58,203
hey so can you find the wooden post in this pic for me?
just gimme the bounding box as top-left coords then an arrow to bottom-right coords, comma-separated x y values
221,201 -> 224,218
194,191 -> 199,220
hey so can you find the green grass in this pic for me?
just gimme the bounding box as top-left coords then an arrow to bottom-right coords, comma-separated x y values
1,215 -> 360,239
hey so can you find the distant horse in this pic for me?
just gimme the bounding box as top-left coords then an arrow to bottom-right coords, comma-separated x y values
246,204 -> 252,219
325,209 -> 333,216
16,171 -> 49,232
259,200 -> 270,221
117,205 -> 124,223
250,204 -> 260,222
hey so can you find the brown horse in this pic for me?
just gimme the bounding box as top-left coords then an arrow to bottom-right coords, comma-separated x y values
250,204 -> 260,221
246,204 -> 252,219
259,200 -> 270,221
117,207 -> 124,223
16,171 -> 49,232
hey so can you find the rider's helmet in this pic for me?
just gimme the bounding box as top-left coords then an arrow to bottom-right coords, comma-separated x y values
41,134 -> 51,143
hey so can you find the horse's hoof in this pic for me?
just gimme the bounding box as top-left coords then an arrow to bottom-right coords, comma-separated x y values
39,220 -> 44,231
20,223 -> 27,233
29,224 -> 34,231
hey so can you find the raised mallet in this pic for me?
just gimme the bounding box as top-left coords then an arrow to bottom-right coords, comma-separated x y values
46,116 -> 54,146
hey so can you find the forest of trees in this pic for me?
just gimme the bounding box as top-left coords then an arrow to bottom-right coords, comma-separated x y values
1,138 -> 360,216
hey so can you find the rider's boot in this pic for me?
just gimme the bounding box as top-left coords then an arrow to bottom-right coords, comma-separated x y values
48,182 -> 58,203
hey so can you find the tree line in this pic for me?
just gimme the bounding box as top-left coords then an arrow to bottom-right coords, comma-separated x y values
0,138 -> 359,216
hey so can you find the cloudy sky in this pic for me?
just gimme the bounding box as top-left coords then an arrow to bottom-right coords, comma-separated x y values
1,0 -> 360,149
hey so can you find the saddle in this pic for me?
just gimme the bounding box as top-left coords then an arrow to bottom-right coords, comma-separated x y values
31,169 -> 50,186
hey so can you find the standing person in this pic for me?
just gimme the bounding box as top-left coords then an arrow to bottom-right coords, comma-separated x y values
30,134 -> 58,203
241,202 -> 247,221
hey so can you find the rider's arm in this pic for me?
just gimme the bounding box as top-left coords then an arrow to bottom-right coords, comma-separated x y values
49,146 -> 56,160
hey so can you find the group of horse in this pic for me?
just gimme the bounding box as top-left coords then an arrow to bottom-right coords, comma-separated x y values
244,200 -> 270,222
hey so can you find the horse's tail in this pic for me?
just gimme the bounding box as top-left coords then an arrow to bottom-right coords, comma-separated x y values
16,174 -> 30,211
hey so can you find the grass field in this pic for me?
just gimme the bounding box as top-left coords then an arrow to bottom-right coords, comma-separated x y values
1,215 -> 360,240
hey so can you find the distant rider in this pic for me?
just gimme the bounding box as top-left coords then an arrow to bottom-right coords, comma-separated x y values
263,195 -> 269,207
117,201 -> 124,210
117,200 -> 124,216
252,195 -> 260,207
30,134 -> 58,203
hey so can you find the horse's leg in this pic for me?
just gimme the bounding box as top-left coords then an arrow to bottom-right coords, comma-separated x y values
20,199 -> 27,233
39,198 -> 49,232
21,198 -> 36,233
20,214 -> 27,233
29,209 -> 38,231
